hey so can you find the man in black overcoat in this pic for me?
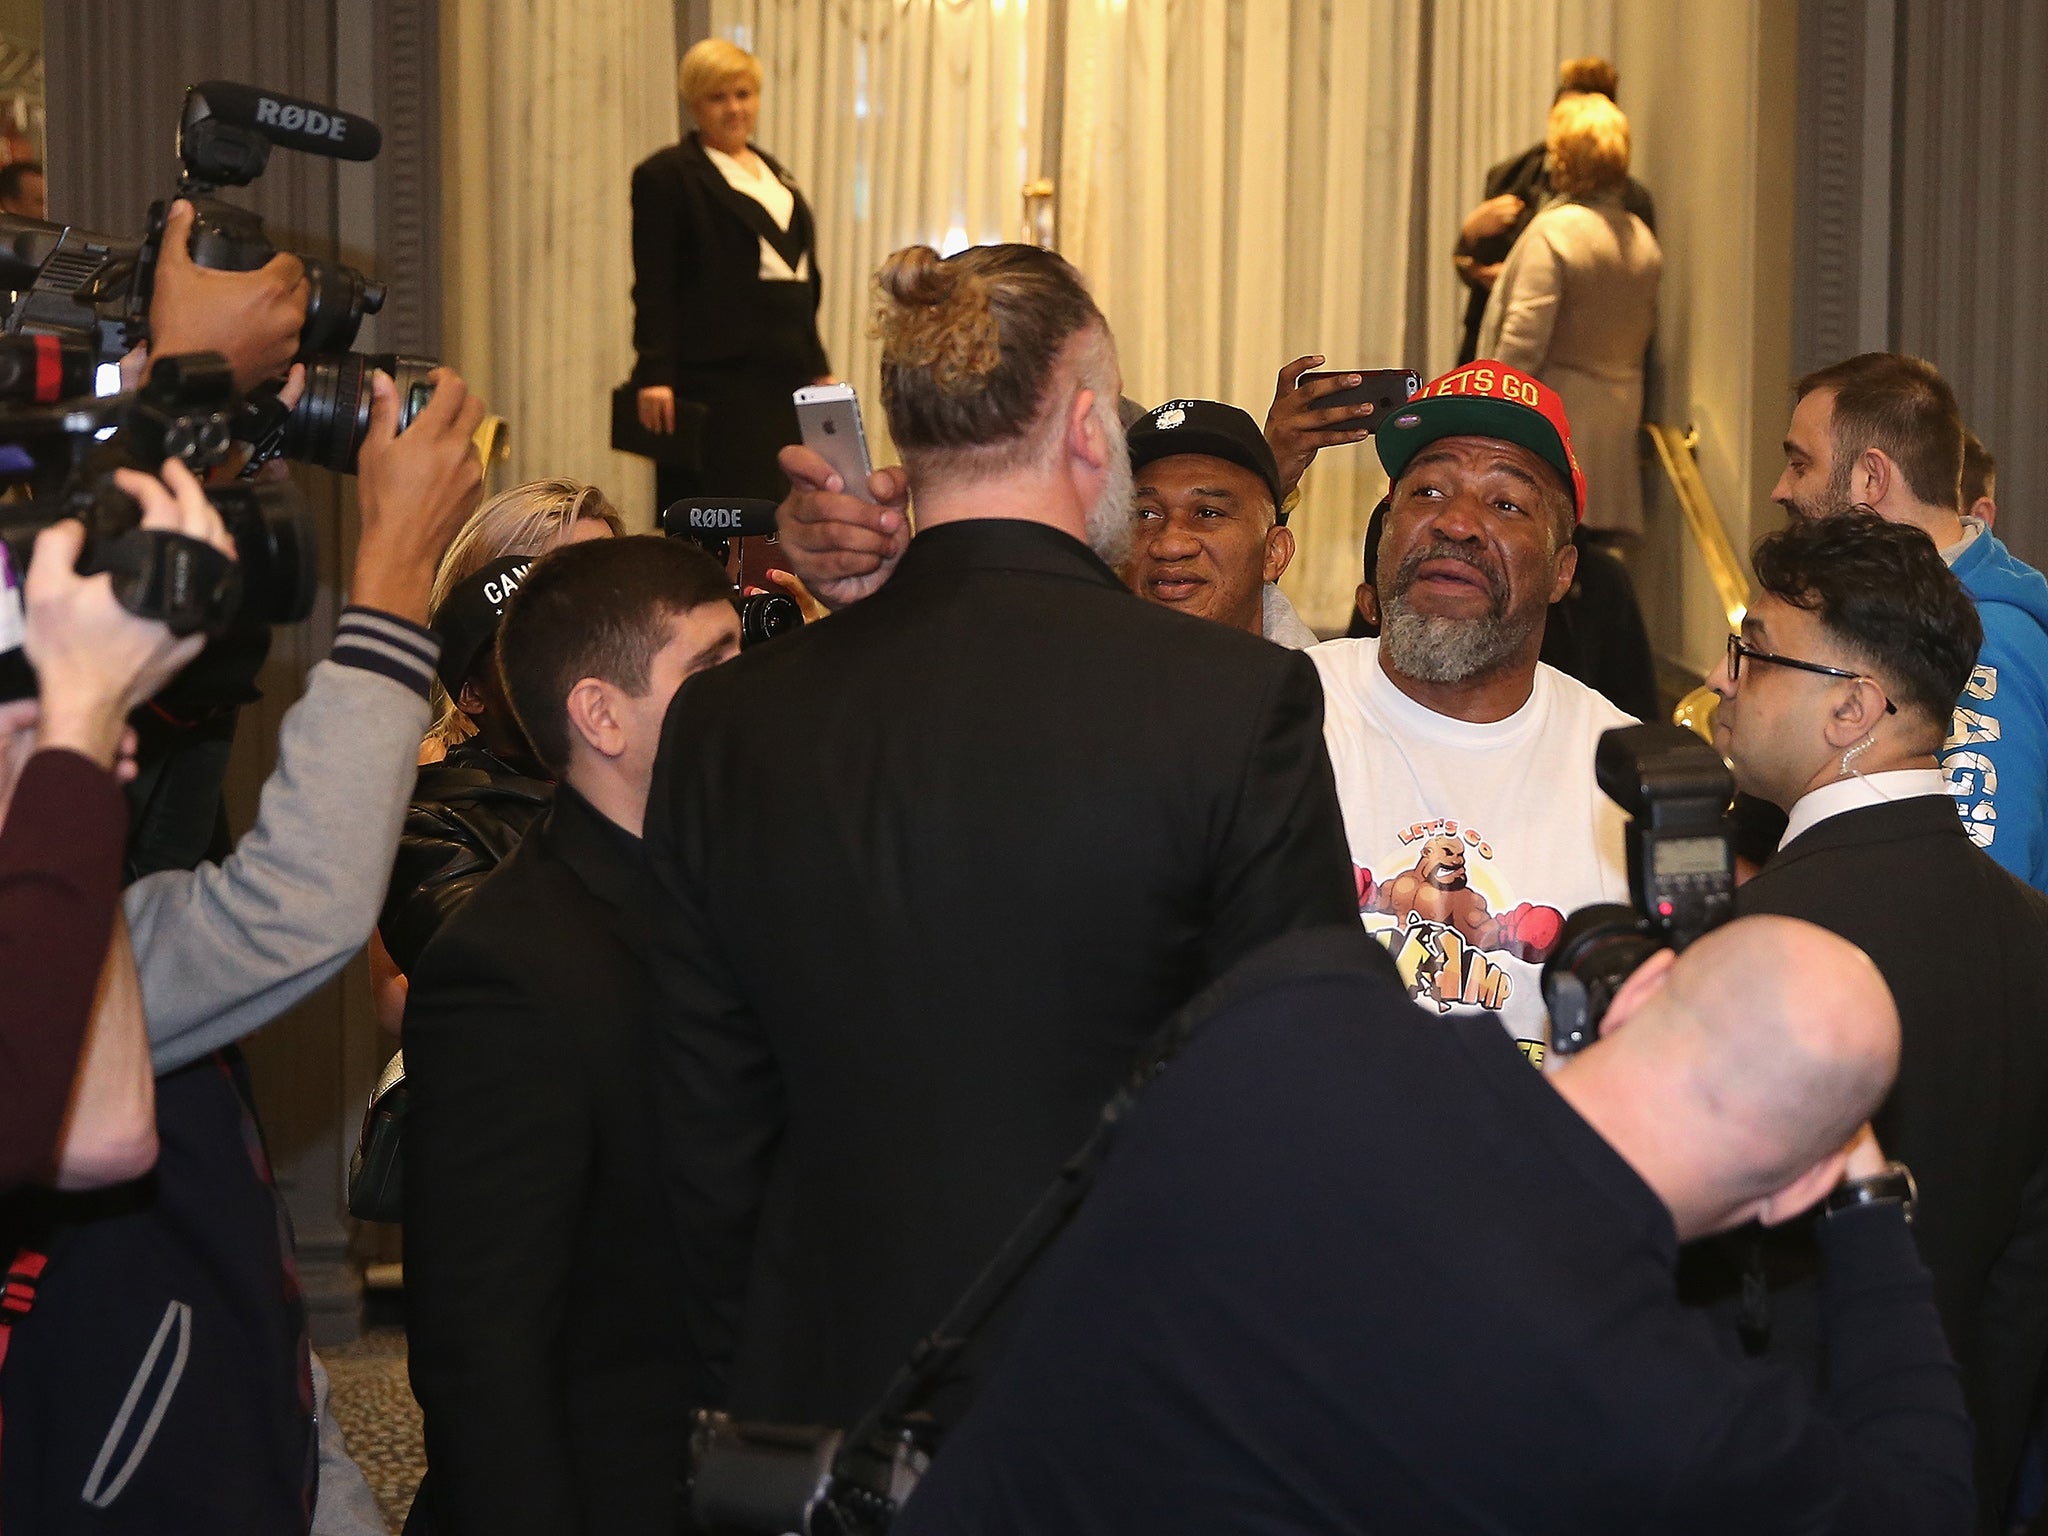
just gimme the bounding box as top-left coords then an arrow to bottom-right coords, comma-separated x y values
643,242 -> 1358,1429
401,537 -> 741,1536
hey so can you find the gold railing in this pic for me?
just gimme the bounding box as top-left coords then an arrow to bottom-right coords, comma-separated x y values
1644,422 -> 1749,738
1644,422 -> 1750,631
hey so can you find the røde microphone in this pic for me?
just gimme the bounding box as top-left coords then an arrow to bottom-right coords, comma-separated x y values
660,498 -> 781,541
183,81 -> 382,163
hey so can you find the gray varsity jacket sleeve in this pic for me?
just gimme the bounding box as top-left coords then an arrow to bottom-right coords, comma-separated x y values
128,608 -> 441,1074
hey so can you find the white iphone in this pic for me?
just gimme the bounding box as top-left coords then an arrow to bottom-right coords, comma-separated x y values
794,382 -> 874,492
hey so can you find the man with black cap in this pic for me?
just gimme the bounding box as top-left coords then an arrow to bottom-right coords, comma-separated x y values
1124,399 -> 1318,648
1315,360 -> 1634,1061
379,553 -> 554,977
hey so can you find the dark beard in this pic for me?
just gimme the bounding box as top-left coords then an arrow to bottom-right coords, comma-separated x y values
1786,458 -> 1862,521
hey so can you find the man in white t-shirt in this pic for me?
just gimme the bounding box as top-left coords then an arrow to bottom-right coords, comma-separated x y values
1312,361 -> 1633,1062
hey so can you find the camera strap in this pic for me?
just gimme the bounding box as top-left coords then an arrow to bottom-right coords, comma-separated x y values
833,999 -> 1210,1475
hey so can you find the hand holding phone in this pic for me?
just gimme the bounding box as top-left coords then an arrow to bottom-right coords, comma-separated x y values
1265,359 -> 1421,501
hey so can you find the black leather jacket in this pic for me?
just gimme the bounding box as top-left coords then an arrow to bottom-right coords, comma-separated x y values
378,741 -> 553,973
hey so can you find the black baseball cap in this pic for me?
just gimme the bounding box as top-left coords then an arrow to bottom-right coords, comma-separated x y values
1127,399 -> 1286,520
432,553 -> 534,695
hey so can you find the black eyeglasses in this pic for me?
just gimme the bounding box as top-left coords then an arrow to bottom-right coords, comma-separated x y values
1725,634 -> 1898,714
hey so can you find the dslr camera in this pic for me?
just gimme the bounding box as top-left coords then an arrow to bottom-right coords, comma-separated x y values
0,80 -> 435,473
0,349 -> 317,703
1541,723 -> 1737,1057
659,496 -> 804,649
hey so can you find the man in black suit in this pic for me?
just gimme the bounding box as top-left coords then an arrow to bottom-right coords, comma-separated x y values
401,536 -> 740,1536
1703,510 -> 2048,1529
645,241 -> 1358,1429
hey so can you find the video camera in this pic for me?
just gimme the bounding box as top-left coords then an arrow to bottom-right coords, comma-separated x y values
1541,723 -> 1737,1057
659,497 -> 804,649
0,350 -> 317,703
0,80 -> 435,474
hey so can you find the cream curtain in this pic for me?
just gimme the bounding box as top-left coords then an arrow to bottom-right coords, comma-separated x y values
441,0 -> 679,525
701,0 -> 1619,624
714,0 -> 1052,464
1060,0 -> 1425,627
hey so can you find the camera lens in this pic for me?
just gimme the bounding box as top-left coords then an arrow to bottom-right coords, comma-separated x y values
297,257 -> 387,356
207,481 -> 318,627
277,351 -> 437,474
738,590 -> 801,649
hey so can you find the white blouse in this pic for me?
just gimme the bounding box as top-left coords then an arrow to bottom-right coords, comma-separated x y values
705,145 -> 810,283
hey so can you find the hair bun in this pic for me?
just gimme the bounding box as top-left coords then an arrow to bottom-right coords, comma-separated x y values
872,245 -> 1001,391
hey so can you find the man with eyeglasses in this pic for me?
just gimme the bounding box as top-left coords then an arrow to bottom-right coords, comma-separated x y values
1701,510 -> 2048,1534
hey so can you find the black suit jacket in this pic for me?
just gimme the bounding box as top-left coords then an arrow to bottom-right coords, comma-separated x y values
644,518 -> 1357,1425
1734,793 -> 2048,1523
402,787 -> 700,1536
630,132 -> 828,387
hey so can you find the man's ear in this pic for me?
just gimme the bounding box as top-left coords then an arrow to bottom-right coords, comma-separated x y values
456,679 -> 487,720
1853,447 -> 1894,508
1821,674 -> 1889,748
1354,579 -> 1379,627
1067,386 -> 1109,474
563,677 -> 626,761
1548,532 -> 1579,604
1753,1146 -> 1851,1227
1263,523 -> 1296,584
1595,945 -> 1678,1039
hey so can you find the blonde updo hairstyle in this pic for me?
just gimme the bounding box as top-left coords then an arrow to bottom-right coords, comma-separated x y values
426,479 -> 625,748
1547,92 -> 1631,199
679,37 -> 762,106
870,243 -> 1109,482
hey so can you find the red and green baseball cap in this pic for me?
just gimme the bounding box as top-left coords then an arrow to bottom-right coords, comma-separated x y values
1375,362 -> 1586,522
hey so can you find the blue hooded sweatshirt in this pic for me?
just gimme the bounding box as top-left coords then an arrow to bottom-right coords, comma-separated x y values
1946,526 -> 2048,893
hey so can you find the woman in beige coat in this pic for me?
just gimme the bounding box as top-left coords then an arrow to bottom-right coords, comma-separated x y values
1477,92 -> 1662,539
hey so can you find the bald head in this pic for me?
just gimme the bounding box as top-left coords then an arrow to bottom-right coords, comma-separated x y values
1552,915 -> 1899,1240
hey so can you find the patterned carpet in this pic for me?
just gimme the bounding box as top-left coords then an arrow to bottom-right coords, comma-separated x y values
323,1327 -> 423,1533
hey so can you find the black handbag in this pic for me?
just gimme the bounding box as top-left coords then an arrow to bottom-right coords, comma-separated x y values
689,1002 -> 1209,1534
347,1050 -> 410,1223
611,382 -> 708,469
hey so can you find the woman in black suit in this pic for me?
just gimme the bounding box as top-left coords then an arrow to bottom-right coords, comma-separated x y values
631,38 -> 832,507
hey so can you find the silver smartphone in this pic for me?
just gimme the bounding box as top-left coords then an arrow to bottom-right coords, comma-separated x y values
794,382 -> 874,491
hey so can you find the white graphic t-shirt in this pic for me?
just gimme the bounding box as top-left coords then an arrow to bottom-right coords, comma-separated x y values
1309,639 -> 1634,1064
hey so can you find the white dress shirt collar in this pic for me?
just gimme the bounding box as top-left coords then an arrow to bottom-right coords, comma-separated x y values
1779,768 -> 1950,850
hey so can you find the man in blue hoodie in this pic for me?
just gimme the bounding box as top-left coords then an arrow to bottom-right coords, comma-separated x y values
1775,351 -> 2048,893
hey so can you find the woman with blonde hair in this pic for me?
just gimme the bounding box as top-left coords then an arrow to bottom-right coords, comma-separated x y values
1477,91 -> 1663,540
424,478 -> 623,752
629,37 -> 832,511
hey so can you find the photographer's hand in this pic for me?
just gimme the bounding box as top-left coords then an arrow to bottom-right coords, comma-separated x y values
147,200 -> 310,393
774,444 -> 911,611
352,367 -> 488,624
25,458 -> 234,767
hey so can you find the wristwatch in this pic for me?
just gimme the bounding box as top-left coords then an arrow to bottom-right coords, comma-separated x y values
1823,1161 -> 1918,1225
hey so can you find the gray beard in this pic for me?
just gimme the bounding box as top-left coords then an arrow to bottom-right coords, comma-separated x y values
1378,591 -> 1537,684
1083,414 -> 1135,568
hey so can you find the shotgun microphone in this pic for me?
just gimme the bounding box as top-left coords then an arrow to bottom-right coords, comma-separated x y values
660,498 -> 782,541
182,81 -> 382,168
